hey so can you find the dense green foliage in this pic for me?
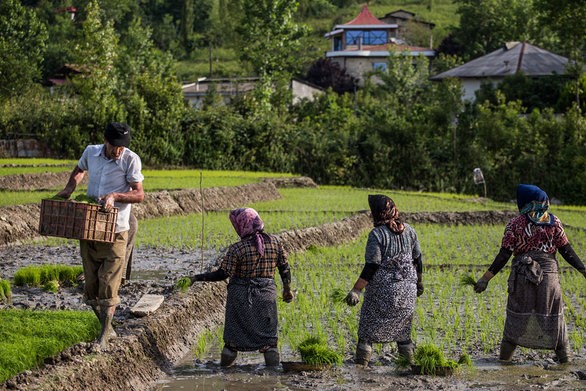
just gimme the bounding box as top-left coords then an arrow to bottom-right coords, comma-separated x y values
1,1 -> 586,203
0,309 -> 99,383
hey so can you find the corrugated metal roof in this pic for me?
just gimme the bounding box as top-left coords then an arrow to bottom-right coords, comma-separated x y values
430,42 -> 569,80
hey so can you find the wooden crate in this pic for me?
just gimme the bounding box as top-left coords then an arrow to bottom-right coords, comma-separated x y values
39,199 -> 118,243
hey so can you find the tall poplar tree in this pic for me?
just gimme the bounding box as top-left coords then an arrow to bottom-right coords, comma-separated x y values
238,0 -> 308,112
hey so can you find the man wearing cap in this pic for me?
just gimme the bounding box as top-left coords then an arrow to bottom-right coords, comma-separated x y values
57,122 -> 144,348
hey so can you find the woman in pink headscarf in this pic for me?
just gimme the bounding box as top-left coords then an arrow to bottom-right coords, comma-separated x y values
189,208 -> 293,368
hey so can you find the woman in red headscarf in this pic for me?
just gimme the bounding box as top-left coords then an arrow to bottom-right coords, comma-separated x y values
474,184 -> 586,363
346,194 -> 424,366
189,208 -> 293,367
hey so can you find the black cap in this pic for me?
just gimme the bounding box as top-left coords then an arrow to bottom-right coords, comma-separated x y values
104,122 -> 131,147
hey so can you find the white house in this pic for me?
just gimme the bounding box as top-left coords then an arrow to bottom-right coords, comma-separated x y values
430,42 -> 572,102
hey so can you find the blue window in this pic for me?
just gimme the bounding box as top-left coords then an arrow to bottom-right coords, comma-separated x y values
346,30 -> 387,45
372,63 -> 387,71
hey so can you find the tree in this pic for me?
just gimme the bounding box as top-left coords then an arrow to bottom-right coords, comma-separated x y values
0,0 -> 47,98
70,0 -> 122,140
534,0 -> 586,59
118,17 -> 186,165
238,0 -> 309,112
454,0 -> 538,60
305,58 -> 357,94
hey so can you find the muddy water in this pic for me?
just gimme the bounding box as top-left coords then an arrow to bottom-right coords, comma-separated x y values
156,347 -> 586,390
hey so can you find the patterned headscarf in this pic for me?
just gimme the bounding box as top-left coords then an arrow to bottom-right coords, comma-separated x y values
229,208 -> 266,256
516,184 -> 554,226
368,194 -> 405,234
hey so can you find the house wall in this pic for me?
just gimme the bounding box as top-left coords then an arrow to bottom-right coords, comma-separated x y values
291,80 -> 324,104
330,57 -> 387,84
461,79 -> 500,102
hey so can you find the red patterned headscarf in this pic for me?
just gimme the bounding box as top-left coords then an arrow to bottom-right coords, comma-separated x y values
368,194 -> 405,234
229,208 -> 265,256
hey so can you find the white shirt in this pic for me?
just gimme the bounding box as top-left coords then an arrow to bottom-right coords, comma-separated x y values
78,144 -> 144,233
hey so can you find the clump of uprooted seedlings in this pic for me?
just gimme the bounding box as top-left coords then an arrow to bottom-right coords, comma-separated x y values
459,273 -> 477,288
13,265 -> 83,293
396,343 -> 471,376
298,336 -> 343,366
174,277 -> 192,293
0,278 -> 12,303
329,287 -> 347,304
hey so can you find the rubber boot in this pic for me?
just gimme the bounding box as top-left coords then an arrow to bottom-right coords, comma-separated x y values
220,346 -> 237,367
97,305 -> 117,349
499,340 -> 516,362
397,342 -> 415,365
355,341 -> 372,366
263,347 -> 280,367
555,343 -> 572,364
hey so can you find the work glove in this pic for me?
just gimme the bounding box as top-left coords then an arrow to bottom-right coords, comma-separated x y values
474,276 -> 489,293
416,281 -> 424,297
345,289 -> 361,306
283,287 -> 294,303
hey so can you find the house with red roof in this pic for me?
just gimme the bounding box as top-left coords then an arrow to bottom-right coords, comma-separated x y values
324,5 -> 435,84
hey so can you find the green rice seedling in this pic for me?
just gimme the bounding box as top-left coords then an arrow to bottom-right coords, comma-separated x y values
174,277 -> 192,293
409,344 -> 460,375
0,309 -> 99,383
298,336 -> 343,365
329,288 -> 347,304
459,274 -> 477,288
43,280 -> 60,293
13,265 -> 83,287
458,352 -> 473,367
73,194 -> 98,204
0,279 -> 12,303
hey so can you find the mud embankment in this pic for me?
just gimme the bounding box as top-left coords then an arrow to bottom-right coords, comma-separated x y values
0,172 -> 87,191
0,181 -> 286,247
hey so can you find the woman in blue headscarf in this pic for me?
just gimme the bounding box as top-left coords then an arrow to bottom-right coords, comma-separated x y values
474,184 -> 586,363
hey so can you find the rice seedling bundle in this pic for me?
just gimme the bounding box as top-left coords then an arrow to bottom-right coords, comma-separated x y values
298,336 -> 343,365
459,274 -> 477,287
410,344 -> 460,375
0,279 -> 12,303
13,265 -> 83,287
174,277 -> 191,293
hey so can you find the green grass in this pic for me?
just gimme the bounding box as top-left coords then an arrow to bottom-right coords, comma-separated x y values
0,168 -> 296,206
0,166 -> 73,176
141,169 -> 294,191
0,309 -> 99,383
0,158 -> 77,168
13,265 -> 82,287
